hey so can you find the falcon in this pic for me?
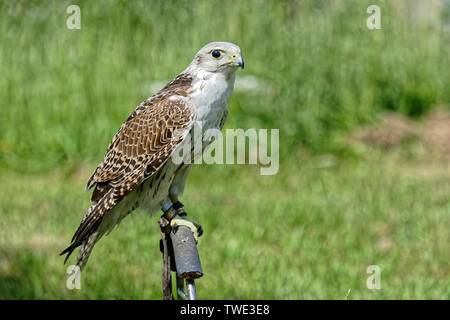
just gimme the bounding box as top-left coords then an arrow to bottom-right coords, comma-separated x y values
61,42 -> 244,270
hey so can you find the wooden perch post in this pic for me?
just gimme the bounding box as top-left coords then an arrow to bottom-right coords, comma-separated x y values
159,215 -> 203,300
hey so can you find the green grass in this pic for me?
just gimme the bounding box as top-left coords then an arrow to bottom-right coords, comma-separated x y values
0,0 -> 449,171
0,146 -> 448,299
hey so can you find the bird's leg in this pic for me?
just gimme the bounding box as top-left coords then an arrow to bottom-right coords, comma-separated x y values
162,201 -> 203,243
171,201 -> 188,216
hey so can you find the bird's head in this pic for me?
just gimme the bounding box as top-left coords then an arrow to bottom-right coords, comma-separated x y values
189,41 -> 244,74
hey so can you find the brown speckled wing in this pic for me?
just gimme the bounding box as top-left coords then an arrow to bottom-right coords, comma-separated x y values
61,74 -> 195,262
88,74 -> 194,199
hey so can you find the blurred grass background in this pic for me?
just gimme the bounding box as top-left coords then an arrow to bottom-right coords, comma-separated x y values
0,0 -> 449,299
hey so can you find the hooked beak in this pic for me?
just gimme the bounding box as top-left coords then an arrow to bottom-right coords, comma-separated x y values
231,56 -> 244,69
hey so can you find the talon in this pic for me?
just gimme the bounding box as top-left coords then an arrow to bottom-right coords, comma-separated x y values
170,215 -> 202,243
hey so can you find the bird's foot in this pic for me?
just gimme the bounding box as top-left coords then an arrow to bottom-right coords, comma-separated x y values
171,215 -> 203,243
163,201 -> 203,243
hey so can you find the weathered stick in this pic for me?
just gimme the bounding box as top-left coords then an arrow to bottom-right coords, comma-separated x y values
158,216 -> 174,300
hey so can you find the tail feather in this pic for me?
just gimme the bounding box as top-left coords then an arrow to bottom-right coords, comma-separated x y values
60,189 -> 115,268
76,231 -> 99,270
72,189 -> 114,244
60,243 -> 77,264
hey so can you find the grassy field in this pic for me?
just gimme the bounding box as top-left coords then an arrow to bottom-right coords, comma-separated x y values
0,0 -> 449,299
0,145 -> 449,299
1,0 -> 449,171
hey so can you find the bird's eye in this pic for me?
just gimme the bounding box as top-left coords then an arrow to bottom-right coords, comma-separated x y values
211,50 -> 221,58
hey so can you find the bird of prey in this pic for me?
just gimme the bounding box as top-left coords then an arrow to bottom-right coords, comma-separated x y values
61,42 -> 244,270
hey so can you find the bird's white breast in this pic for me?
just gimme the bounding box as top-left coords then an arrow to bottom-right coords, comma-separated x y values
189,71 -> 235,131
